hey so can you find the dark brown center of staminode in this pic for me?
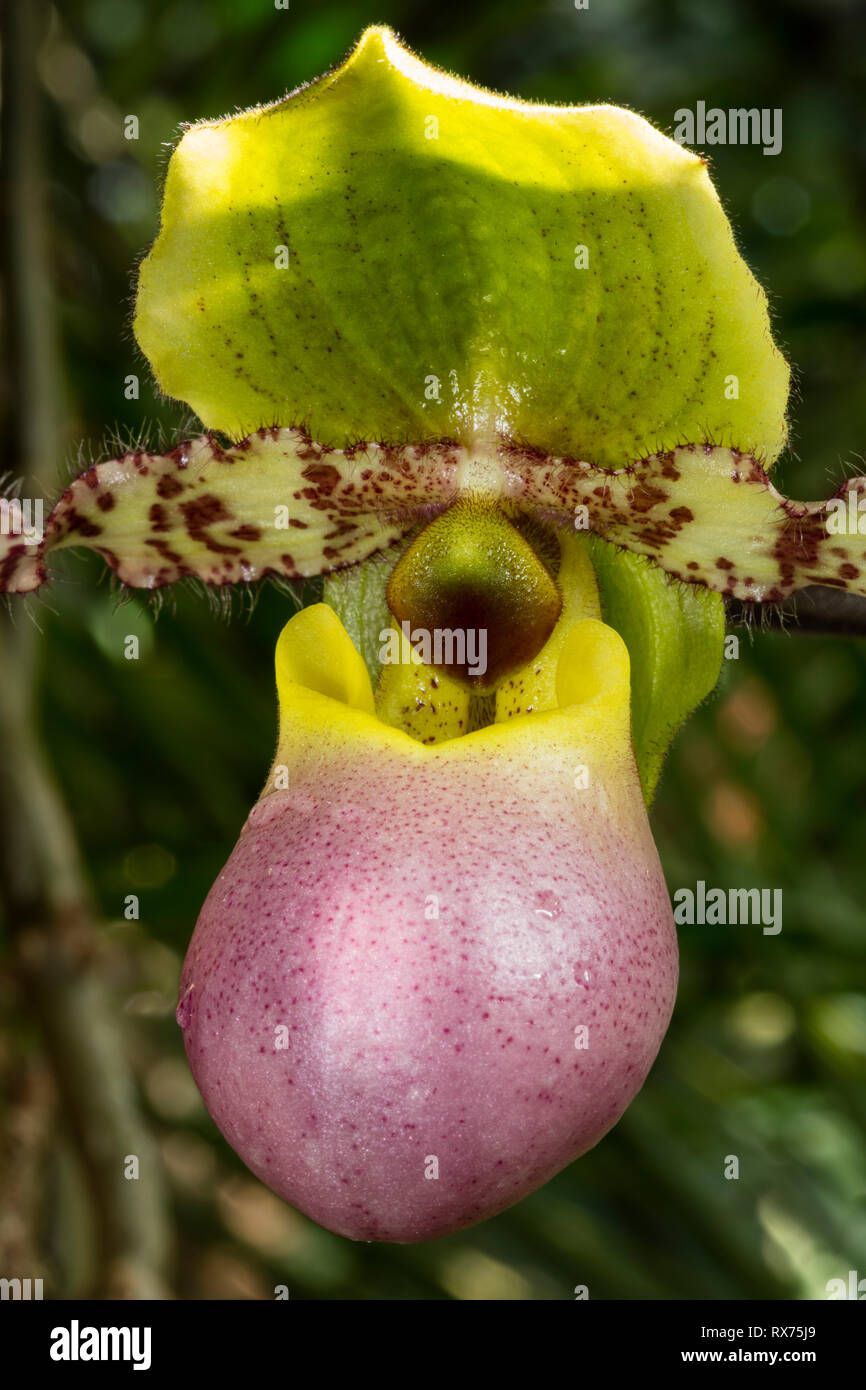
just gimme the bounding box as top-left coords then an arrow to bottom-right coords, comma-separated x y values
385,497 -> 562,693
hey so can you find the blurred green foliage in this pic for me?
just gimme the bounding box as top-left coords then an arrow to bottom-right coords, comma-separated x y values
7,0 -> 866,1297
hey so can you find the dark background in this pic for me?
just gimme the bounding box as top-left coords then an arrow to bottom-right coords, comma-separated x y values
1,0 -> 865,1299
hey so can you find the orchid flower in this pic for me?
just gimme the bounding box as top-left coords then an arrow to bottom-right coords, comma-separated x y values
7,27 -> 864,1240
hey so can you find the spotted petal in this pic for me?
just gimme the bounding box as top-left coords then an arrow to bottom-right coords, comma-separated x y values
512,442 -> 866,603
0,429 -> 457,594
6,432 -> 866,608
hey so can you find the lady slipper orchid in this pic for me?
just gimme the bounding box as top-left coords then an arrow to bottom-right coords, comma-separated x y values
6,26 -> 865,1239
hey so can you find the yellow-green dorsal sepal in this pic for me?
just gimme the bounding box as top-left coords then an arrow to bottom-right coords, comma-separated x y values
133,24 -> 788,468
